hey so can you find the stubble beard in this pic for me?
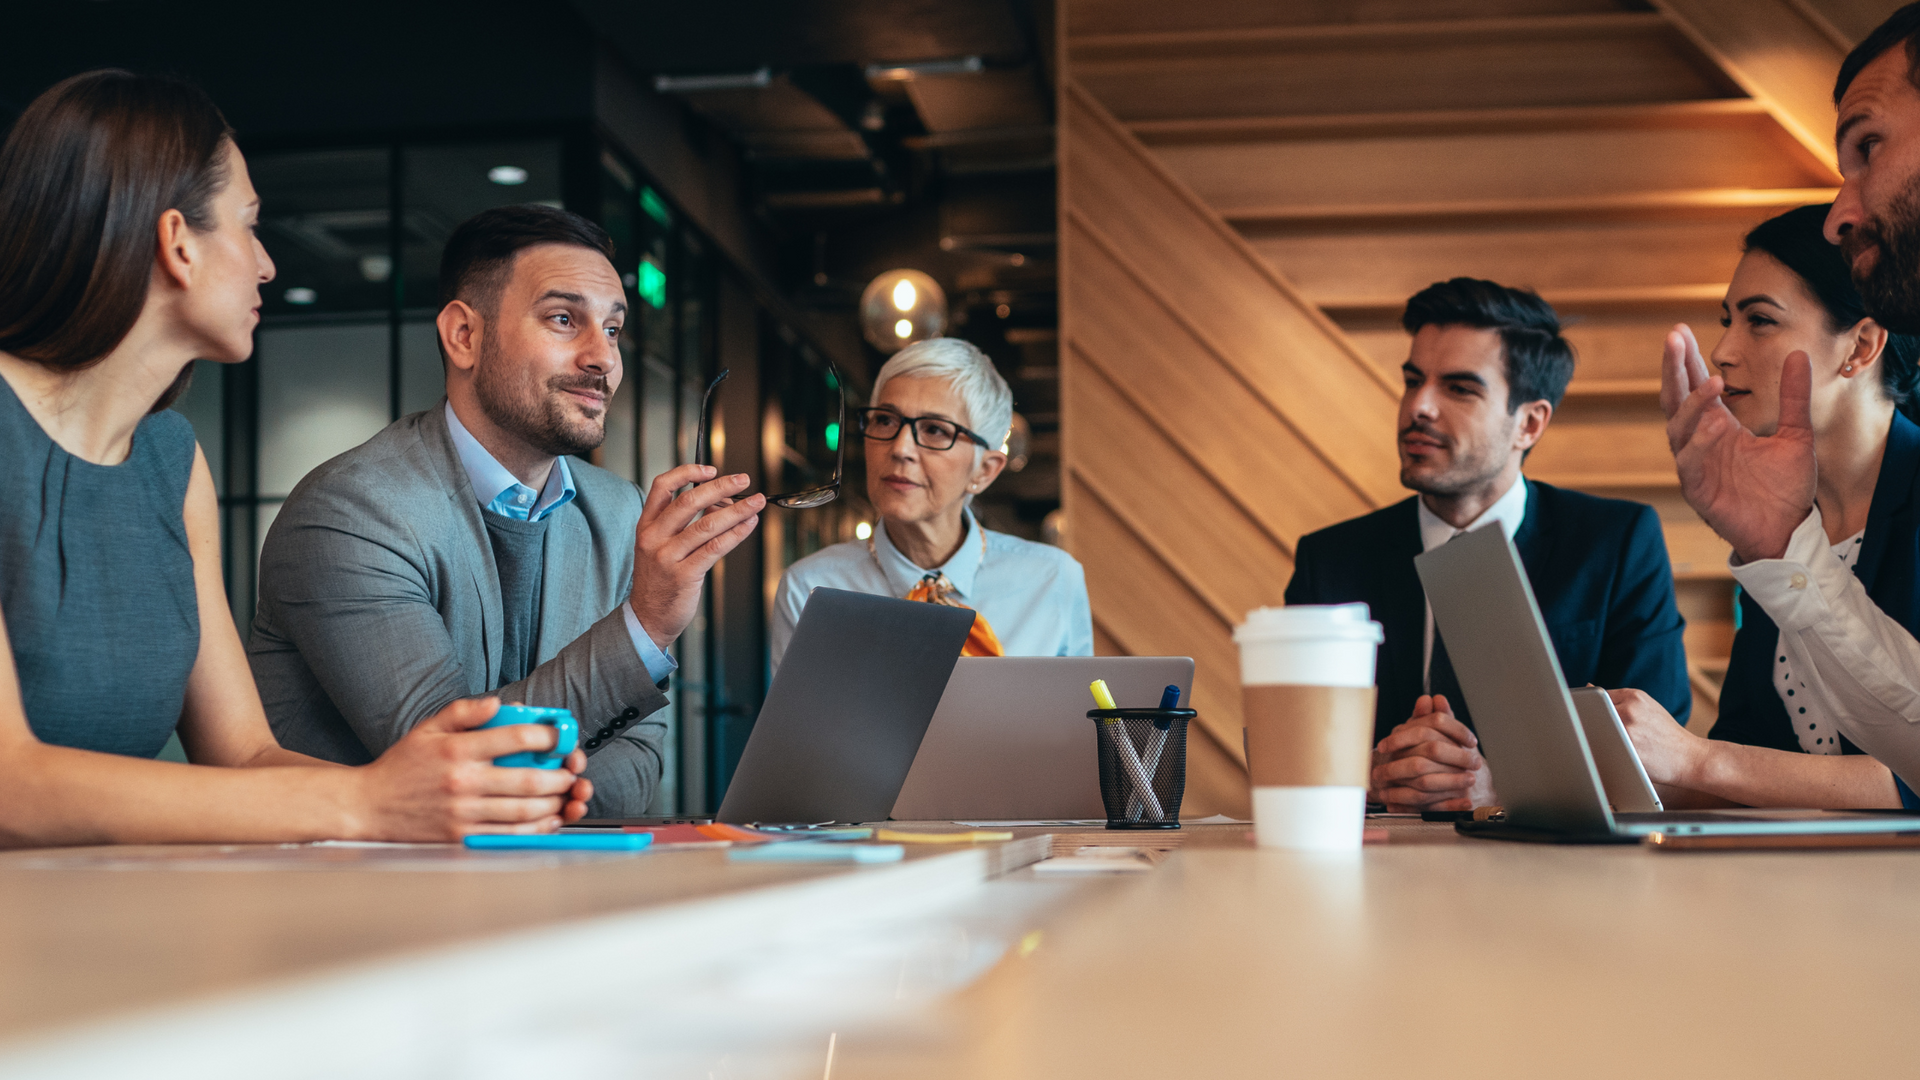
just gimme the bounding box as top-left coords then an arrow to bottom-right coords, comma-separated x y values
1844,172 -> 1920,335
1398,422 -> 1512,500
473,334 -> 609,458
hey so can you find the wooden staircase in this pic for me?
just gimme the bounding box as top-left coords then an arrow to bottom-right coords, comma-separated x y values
1059,0 -> 1882,815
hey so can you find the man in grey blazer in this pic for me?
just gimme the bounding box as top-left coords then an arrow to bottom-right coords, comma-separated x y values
248,206 -> 763,815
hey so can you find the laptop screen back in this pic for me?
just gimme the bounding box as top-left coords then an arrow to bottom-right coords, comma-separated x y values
1414,525 -> 1615,833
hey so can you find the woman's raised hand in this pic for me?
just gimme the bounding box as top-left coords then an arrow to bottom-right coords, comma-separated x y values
348,697 -> 593,841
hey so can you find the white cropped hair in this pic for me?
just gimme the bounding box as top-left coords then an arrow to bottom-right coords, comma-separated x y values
870,337 -> 1014,451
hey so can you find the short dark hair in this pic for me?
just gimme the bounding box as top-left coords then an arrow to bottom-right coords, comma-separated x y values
1745,203 -> 1920,416
437,204 -> 615,316
1835,3 -> 1920,105
0,70 -> 233,412
1402,277 -> 1575,411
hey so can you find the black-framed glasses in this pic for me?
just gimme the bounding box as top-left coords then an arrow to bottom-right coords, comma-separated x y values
693,355 -> 845,510
855,408 -> 990,452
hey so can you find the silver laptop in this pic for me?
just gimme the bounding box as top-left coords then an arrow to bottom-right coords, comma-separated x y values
1570,686 -> 1662,813
716,588 -> 975,825
889,657 -> 1195,821
1416,525 -> 1920,841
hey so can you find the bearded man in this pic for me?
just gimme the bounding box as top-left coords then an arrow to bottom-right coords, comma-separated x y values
1660,3 -> 1920,797
248,206 -> 763,815
1285,278 -> 1690,812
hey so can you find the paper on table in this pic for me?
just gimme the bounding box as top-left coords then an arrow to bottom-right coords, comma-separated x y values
953,820 -> 1107,828
1184,814 -> 1252,825
1033,847 -> 1160,873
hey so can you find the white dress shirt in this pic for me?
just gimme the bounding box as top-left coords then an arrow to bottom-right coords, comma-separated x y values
1731,507 -> 1920,785
444,402 -> 675,684
769,509 -> 1094,672
1416,475 -> 1530,690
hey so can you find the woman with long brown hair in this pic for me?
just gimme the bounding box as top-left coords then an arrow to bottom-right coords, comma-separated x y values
0,70 -> 591,845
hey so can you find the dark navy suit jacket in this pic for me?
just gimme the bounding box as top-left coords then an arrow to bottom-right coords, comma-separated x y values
1713,411 -> 1920,764
1284,479 -> 1692,745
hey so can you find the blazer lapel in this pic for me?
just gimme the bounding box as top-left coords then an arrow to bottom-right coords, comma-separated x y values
1857,410 -> 1920,595
538,502 -> 592,665
422,405 -> 503,687
1375,499 -> 1428,719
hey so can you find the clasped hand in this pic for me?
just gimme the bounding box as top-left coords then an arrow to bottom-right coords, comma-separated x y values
1660,323 -> 1814,563
1370,694 -> 1495,813
360,697 -> 593,840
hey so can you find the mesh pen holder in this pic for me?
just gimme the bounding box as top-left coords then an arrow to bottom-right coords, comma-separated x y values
1089,708 -> 1195,830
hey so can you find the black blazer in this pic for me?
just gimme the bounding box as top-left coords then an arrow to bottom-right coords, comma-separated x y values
1285,479 -> 1692,744
1712,410 -> 1920,758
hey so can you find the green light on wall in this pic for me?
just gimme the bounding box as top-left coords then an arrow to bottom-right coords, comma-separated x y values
637,257 -> 667,309
640,186 -> 672,228
825,421 -> 840,452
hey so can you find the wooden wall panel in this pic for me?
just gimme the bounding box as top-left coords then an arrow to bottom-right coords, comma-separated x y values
1062,82 -> 1405,507
1151,124 -> 1830,213
1068,0 -> 1636,37
1072,19 -> 1736,120
1651,0 -> 1848,171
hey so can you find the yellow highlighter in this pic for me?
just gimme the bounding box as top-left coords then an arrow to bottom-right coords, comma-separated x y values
1090,679 -> 1119,711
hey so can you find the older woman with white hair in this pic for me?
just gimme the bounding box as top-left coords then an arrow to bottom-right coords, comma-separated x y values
771,337 -> 1092,670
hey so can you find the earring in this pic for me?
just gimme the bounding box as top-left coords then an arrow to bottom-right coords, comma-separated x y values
1845,364 -> 1856,375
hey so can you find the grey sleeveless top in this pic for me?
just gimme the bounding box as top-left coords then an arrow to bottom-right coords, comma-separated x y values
0,375 -> 199,756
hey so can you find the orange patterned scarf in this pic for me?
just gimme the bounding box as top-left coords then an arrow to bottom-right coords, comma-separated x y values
903,571 -> 1004,657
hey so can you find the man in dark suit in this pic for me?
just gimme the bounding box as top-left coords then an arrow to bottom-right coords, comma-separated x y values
1284,278 -> 1690,812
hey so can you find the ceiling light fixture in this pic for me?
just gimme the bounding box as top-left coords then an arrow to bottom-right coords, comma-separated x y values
487,165 -> 529,186
284,287 -> 317,305
861,269 -> 946,353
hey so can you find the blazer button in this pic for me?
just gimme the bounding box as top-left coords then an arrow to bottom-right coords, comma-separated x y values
585,738 -> 603,750
622,707 -> 639,720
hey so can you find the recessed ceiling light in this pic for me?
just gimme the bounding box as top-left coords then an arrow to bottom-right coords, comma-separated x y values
284,287 -> 317,305
488,165 -> 529,186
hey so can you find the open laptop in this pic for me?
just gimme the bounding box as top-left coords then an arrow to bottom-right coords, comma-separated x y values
890,656 -> 1195,821
715,588 -> 975,825
1415,525 -> 1920,842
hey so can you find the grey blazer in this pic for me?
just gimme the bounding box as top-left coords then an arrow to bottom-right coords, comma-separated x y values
247,405 -> 669,815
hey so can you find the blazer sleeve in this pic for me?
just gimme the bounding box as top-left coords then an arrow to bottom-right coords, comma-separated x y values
1596,505 -> 1692,723
1284,534 -> 1320,606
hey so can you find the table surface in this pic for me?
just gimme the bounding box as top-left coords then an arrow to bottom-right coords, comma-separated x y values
832,818 -> 1920,1079
7,819 -> 1920,1079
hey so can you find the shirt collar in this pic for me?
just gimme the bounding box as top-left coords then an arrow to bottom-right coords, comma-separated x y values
1417,474 -> 1528,553
872,509 -> 986,598
444,401 -> 576,522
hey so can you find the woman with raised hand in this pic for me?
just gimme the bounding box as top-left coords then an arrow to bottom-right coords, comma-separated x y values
1611,203 -> 1920,809
0,70 -> 591,846
770,337 -> 1092,670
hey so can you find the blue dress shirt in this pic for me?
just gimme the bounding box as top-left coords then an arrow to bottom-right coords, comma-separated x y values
770,509 -> 1093,671
444,402 -> 675,684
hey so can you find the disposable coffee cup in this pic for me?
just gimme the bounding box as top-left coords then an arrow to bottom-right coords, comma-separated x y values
1234,604 -> 1383,851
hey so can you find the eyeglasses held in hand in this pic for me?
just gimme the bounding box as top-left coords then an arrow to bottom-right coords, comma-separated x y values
693,356 -> 845,510
855,407 -> 991,452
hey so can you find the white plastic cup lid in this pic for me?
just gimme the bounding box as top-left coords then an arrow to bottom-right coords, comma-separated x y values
1233,603 -> 1384,645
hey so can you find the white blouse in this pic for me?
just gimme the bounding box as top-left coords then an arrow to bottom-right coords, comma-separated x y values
1776,528 -> 1865,755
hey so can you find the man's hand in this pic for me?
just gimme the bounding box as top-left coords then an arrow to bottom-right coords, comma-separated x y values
1369,694 -> 1495,813
356,697 -> 593,841
1605,687 -> 1703,789
630,464 -> 765,650
1660,323 -> 1815,562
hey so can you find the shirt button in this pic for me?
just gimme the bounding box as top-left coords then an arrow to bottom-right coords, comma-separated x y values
1790,573 -> 1808,590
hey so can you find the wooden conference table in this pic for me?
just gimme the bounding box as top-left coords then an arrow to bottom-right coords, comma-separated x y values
1,818 -> 1917,1078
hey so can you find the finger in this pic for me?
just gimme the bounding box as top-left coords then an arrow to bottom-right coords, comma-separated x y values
1385,768 -> 1477,794
1411,694 -> 1434,719
1659,326 -> 1691,418
459,795 -> 567,824
1374,749 -> 1474,780
1679,322 -> 1711,390
673,509 -> 762,573
1417,705 -> 1478,749
462,815 -> 566,836
1667,373 -> 1726,453
1778,350 -> 1814,438
572,776 -> 594,806
415,696 -> 500,734
562,798 -> 590,824
1387,739 -> 1483,770
641,465 -> 718,525
650,473 -> 754,538
1386,792 -> 1473,813
659,493 -> 765,564
1375,723 -> 1457,757
563,749 -> 588,774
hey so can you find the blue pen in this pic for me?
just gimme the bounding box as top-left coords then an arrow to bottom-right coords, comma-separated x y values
1130,685 -> 1183,822
464,832 -> 656,851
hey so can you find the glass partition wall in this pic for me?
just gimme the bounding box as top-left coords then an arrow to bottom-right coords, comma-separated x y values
169,130 -> 758,813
